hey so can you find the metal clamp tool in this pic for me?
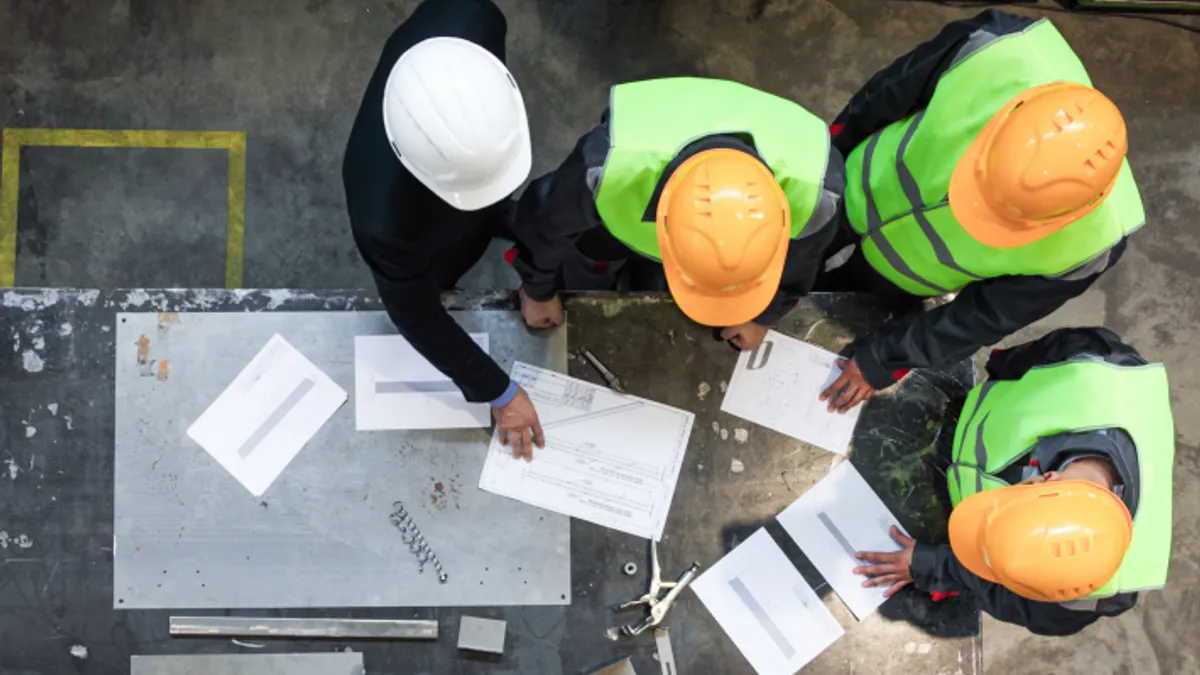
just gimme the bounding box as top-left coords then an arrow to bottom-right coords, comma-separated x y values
617,541 -> 700,636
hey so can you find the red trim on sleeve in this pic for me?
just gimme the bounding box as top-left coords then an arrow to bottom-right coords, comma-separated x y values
891,368 -> 912,381
503,248 -> 518,266
931,591 -> 960,602
830,122 -> 845,136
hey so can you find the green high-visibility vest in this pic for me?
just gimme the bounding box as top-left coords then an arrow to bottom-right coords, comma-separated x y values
843,19 -> 1146,296
593,77 -> 831,259
949,360 -> 1174,597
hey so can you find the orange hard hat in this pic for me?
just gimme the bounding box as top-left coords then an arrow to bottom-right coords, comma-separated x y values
948,480 -> 1133,602
656,148 -> 790,327
949,82 -> 1128,249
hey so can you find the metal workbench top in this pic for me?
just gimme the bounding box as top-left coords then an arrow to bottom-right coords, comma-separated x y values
0,288 -> 980,675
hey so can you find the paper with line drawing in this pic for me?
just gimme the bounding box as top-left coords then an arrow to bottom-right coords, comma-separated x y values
720,330 -> 861,455
777,461 -> 907,620
691,529 -> 843,675
187,334 -> 347,496
354,333 -> 490,430
477,362 -> 694,540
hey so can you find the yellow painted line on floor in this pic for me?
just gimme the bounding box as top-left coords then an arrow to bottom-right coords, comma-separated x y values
0,128 -> 248,288
0,130 -> 21,287
225,133 -> 247,289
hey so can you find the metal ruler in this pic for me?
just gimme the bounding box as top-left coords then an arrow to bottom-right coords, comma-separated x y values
655,627 -> 678,675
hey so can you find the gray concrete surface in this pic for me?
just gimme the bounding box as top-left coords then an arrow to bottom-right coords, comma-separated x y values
1,0 -> 1198,672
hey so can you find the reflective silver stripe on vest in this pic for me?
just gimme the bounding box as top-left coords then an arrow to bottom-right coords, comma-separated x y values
861,132 -> 883,232
975,411 -> 991,493
895,111 -> 983,281
957,381 -> 998,495
860,131 -> 950,294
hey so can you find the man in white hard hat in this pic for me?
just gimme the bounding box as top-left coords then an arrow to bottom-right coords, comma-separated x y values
343,0 -> 545,459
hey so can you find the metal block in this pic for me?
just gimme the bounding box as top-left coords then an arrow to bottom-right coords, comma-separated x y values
457,615 -> 506,654
113,310 -> 570,608
169,616 -> 438,640
131,653 -> 364,675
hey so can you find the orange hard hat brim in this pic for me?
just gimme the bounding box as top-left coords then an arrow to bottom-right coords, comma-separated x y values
947,489 -> 1005,585
659,220 -> 788,327
949,83 -> 1102,250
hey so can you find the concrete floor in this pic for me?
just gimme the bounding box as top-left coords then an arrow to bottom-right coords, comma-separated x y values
2,0 -> 1199,672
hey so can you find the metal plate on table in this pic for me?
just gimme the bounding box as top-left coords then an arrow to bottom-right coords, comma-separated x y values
130,653 -> 364,675
113,310 -> 570,608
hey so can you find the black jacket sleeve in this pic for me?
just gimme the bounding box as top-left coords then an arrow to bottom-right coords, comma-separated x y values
852,239 -> 1127,390
985,326 -> 1147,380
511,123 -> 611,302
831,10 -> 1036,155
355,231 -> 510,403
909,543 -> 1134,637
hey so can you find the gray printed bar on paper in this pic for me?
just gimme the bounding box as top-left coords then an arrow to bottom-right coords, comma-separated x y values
236,378 -> 315,458
729,577 -> 796,659
375,380 -> 462,394
817,511 -> 861,562
169,616 -> 438,640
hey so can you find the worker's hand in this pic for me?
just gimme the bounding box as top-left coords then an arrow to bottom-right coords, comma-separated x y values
493,386 -> 545,462
819,357 -> 876,414
520,288 -> 565,329
720,322 -> 768,351
853,526 -> 915,598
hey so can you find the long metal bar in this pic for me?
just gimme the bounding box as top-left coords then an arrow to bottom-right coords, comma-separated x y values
169,616 -> 438,640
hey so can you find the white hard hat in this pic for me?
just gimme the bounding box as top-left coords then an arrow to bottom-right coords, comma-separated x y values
382,37 -> 532,211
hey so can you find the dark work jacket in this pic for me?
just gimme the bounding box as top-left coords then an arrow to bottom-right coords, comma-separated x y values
910,327 -> 1144,636
512,117 -> 845,325
831,9 -> 1129,390
343,0 -> 511,403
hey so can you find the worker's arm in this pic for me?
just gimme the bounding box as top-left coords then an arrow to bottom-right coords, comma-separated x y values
511,121 -> 611,302
910,543 -> 1133,637
985,325 -> 1147,381
850,239 -> 1127,390
831,9 -> 1035,155
355,231 -> 512,403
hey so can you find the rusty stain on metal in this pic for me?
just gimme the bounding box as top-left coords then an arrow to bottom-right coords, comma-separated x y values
136,335 -> 159,377
157,312 -> 179,331
157,360 -> 170,381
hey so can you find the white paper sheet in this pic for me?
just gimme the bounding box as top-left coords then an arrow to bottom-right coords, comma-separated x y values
777,461 -> 907,620
186,334 -> 347,496
720,330 -> 862,455
354,333 -> 490,430
692,529 -> 844,675
478,362 -> 694,540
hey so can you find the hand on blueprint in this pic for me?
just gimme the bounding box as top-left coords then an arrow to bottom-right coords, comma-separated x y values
820,357 -> 876,414
853,526 -> 915,598
520,288 -> 565,329
719,322 -> 768,350
493,386 -> 545,461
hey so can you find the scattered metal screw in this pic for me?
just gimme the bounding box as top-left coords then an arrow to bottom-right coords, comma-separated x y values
388,500 -> 449,584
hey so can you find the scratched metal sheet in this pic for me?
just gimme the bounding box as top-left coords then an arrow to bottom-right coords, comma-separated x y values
130,653 -> 362,672
113,310 -> 570,608
130,653 -> 364,675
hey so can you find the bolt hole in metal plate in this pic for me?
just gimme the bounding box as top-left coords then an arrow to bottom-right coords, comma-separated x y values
113,310 -> 569,608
